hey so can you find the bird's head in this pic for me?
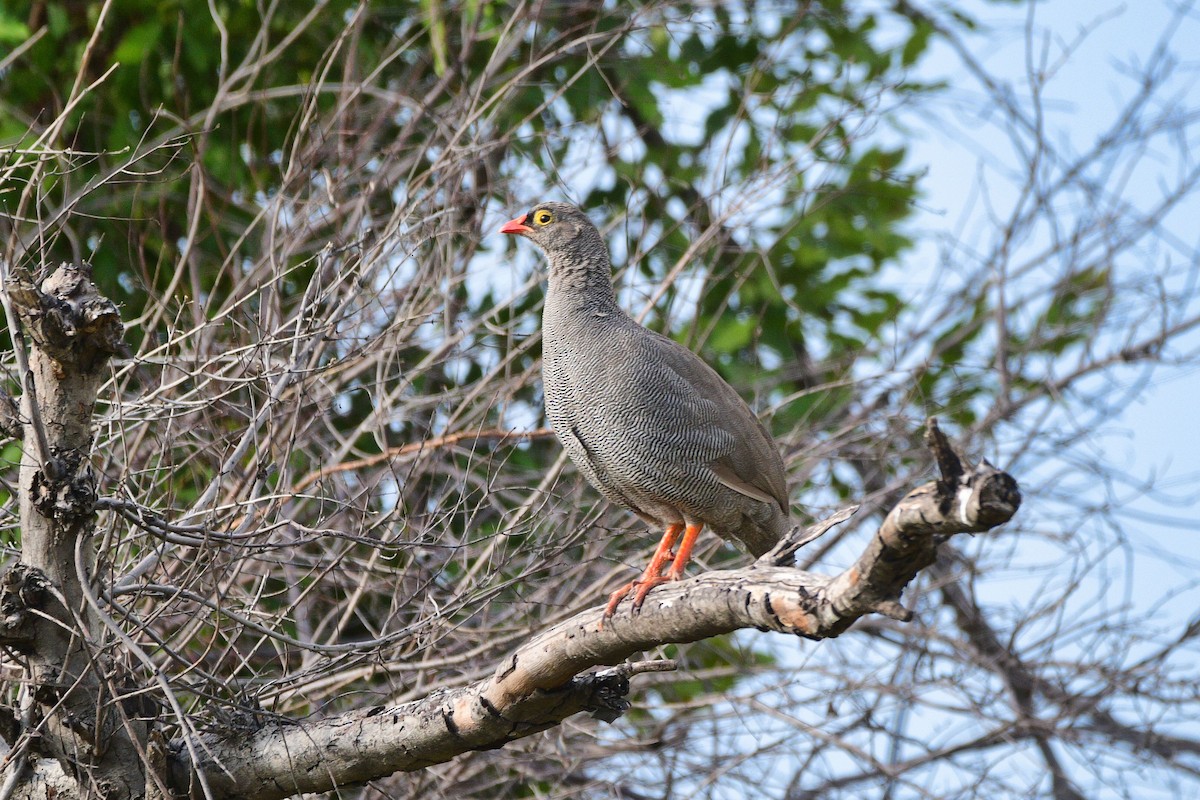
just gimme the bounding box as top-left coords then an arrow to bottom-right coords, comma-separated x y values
499,202 -> 602,257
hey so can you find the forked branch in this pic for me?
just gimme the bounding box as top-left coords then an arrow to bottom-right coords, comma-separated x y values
161,421 -> 1019,799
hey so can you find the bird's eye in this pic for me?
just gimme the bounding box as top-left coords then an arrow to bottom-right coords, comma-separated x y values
533,209 -> 554,226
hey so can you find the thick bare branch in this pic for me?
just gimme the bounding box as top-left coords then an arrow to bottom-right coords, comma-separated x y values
156,425 -> 1018,799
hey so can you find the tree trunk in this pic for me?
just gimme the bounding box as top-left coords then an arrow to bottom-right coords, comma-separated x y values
0,263 -> 152,798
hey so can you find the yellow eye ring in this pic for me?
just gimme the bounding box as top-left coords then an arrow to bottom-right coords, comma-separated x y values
532,209 -> 554,226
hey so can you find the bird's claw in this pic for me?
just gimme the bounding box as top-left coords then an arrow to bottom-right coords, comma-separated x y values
600,575 -> 675,628
630,576 -> 672,610
602,582 -> 634,622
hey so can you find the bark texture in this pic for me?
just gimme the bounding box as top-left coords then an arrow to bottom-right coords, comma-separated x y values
0,264 -> 151,798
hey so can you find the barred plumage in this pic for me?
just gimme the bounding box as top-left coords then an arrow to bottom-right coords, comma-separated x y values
501,202 -> 791,616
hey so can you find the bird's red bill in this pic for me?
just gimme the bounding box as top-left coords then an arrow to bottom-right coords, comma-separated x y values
499,215 -> 532,235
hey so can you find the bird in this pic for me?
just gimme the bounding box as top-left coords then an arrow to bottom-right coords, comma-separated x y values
500,202 -> 791,620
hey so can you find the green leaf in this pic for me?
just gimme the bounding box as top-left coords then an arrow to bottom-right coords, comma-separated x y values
902,19 -> 934,67
46,4 -> 69,39
113,21 -> 162,65
0,12 -> 30,45
422,0 -> 448,76
620,74 -> 664,128
707,315 -> 757,354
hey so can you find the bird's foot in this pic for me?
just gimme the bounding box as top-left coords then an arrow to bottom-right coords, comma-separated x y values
602,583 -> 634,622
663,562 -> 687,582
630,575 -> 674,610
601,575 -> 676,623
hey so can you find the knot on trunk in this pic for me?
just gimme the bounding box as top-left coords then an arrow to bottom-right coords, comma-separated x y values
7,262 -> 125,374
32,449 -> 97,524
0,564 -> 50,650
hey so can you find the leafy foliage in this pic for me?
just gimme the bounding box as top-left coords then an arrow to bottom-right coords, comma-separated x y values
3,0 -> 1198,798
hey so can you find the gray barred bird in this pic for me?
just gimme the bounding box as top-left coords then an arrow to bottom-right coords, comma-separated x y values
501,202 -> 791,619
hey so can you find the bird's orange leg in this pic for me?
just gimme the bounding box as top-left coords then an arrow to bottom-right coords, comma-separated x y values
627,522 -> 704,610
664,522 -> 702,581
604,522 -> 683,620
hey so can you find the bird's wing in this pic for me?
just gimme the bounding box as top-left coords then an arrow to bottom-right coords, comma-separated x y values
643,330 -> 790,513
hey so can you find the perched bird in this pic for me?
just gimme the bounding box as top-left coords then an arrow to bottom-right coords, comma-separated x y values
501,202 -> 791,619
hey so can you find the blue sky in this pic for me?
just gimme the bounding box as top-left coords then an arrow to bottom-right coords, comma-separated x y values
898,6 -> 1200,792
904,0 -> 1199,534
483,3 -> 1199,794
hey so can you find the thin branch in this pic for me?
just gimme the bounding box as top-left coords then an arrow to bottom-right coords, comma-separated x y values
161,428 -> 1019,799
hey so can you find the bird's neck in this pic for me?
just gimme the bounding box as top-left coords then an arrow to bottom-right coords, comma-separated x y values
545,250 -> 622,316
